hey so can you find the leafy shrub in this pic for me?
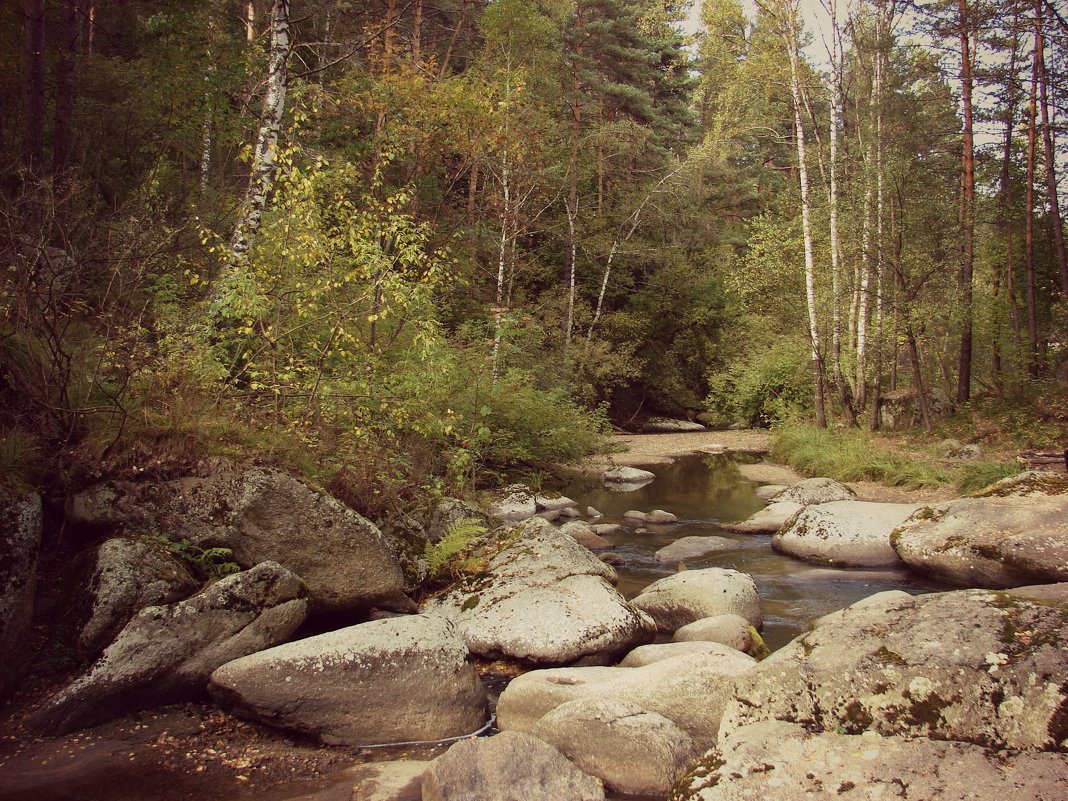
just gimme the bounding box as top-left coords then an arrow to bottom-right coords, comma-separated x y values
707,337 -> 812,427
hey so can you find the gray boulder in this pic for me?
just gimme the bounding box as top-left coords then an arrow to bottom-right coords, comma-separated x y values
421,731 -> 604,801
67,469 -> 409,615
973,470 -> 1068,498
33,561 -> 308,734
630,568 -> 762,633
891,495 -> 1068,587
642,417 -> 706,433
878,386 -> 952,430
772,500 -> 920,568
719,501 -> 801,534
619,641 -> 756,668
811,590 -> 914,629
601,466 -> 656,489
721,588 -> 1068,751
497,650 -> 756,745
531,698 -> 698,796
673,614 -> 768,659
425,498 -> 490,543
676,721 -> 1068,801
422,518 -> 654,664
939,438 -> 982,460
76,538 -> 198,660
773,477 -> 857,505
209,615 -> 487,746
559,520 -> 612,550
753,484 -> 787,499
655,536 -> 736,565
487,484 -> 537,521
0,485 -> 42,699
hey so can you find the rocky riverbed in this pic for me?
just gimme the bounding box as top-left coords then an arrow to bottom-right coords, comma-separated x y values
2,434 -> 1066,801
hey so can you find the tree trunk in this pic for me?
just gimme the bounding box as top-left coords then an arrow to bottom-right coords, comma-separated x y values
956,0 -> 975,405
21,0 -> 45,172
82,0 -> 95,54
786,13 -> 827,427
1025,25 -> 1040,378
412,0 -> 423,65
1035,0 -> 1068,295
998,16 -> 1022,339
228,0 -> 291,263
246,0 -> 256,41
53,0 -> 80,178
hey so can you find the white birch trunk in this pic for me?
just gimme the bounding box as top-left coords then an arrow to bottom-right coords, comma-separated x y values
786,10 -> 826,426
565,199 -> 578,348
229,0 -> 290,262
491,158 -> 510,383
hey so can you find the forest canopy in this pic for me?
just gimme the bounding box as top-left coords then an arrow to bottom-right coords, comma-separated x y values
2,0 -> 1066,506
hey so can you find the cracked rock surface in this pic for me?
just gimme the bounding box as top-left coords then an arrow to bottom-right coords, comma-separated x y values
675,720 -> 1068,801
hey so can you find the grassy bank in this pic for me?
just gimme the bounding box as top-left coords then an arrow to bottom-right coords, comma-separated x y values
772,424 -> 1021,494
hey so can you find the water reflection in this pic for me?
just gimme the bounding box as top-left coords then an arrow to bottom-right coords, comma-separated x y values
563,454 -> 949,652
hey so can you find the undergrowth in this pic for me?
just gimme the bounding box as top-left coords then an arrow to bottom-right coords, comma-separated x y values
425,518 -> 489,581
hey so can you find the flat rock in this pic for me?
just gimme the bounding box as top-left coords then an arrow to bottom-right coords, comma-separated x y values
422,519 -> 653,664
676,721 -> 1068,801
210,615 -> 487,746
421,731 -> 604,801
592,523 -> 622,536
346,759 -> 429,801
559,521 -> 612,550
587,506 -> 603,518
487,485 -> 538,521
498,649 -> 755,745
721,588 -> 1068,751
673,614 -> 768,659
734,462 -> 802,485
773,500 -> 920,568
642,417 -> 706,433
630,568 -> 762,633
536,494 -> 577,512
619,641 -> 756,668
67,469 -> 409,615
0,485 -> 42,699
891,495 -> 1068,587
33,562 -> 309,735
772,477 -> 857,505
972,470 -> 1068,498
655,536 -> 736,564
719,501 -> 800,534
602,466 -> 656,489
76,538 -> 198,660
754,484 -> 787,499
531,698 -> 698,796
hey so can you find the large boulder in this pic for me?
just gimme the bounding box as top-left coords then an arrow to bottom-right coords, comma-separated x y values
673,614 -> 768,659
559,520 -> 613,550
878,386 -> 952,430
67,469 -> 409,615
811,590 -> 914,629
630,568 -> 762,633
75,537 -> 198,660
601,466 -> 656,489
531,698 -> 698,796
973,470 -> 1068,498
619,641 -> 756,668
425,498 -> 492,543
675,721 -> 1068,801
772,501 -> 920,568
422,518 -> 654,664
421,731 -> 604,801
209,615 -> 487,746
33,562 -> 308,734
891,494 -> 1068,588
772,477 -> 857,505
642,417 -> 706,433
0,485 -> 42,699
721,588 -> 1068,752
497,650 -> 756,745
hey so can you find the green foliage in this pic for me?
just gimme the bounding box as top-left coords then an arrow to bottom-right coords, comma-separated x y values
773,424 -> 949,488
145,536 -> 241,583
425,518 -> 489,580
955,461 -> 1021,495
707,336 -> 812,427
0,428 -> 44,491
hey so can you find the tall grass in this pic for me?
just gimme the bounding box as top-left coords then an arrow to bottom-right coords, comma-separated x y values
773,425 -> 948,488
773,424 -> 1022,493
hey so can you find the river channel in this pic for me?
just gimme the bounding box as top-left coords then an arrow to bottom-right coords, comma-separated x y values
562,453 -> 951,651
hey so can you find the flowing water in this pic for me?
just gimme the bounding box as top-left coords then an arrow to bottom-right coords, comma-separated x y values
562,453 -> 950,651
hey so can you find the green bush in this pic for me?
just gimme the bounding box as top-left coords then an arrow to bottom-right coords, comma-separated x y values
707,338 -> 812,427
425,518 -> 489,580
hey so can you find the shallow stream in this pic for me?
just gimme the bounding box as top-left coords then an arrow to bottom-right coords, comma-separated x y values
562,453 -> 950,651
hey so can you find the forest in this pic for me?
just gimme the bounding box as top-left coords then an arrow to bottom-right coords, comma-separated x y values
2,0 -> 1067,506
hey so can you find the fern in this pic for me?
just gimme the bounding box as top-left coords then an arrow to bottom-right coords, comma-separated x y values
425,518 -> 488,580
